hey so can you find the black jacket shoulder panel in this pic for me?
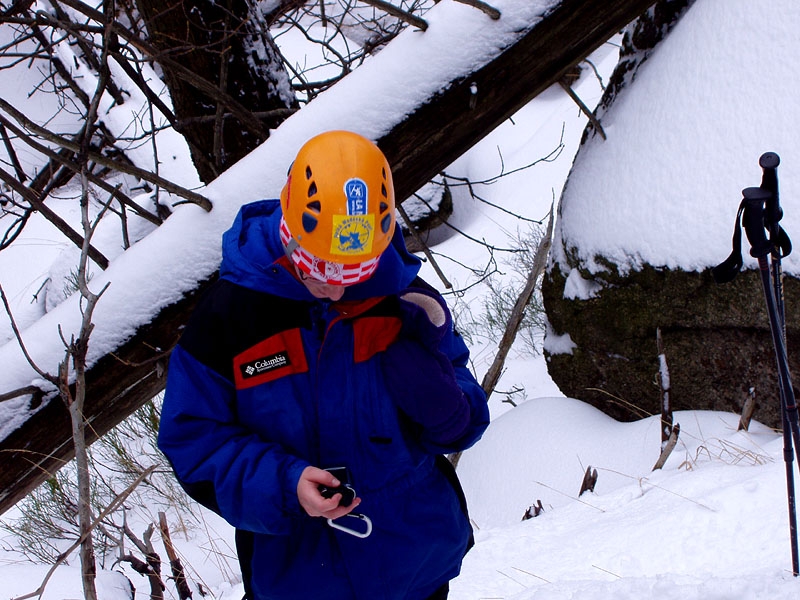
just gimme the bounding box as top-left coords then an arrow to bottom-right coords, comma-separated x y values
409,275 -> 437,293
178,279 -> 312,380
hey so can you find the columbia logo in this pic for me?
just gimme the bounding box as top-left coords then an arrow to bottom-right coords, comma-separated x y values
240,351 -> 290,379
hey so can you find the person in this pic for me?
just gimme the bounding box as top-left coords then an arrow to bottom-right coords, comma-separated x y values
158,130 -> 490,600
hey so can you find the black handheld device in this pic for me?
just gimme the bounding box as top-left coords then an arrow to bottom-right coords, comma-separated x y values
318,467 -> 357,507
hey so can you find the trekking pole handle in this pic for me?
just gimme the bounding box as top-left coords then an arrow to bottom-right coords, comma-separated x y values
742,186 -> 773,258
760,150 -> 780,174
759,151 -> 782,229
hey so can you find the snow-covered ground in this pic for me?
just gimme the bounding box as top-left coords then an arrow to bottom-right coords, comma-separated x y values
2,1 -> 800,598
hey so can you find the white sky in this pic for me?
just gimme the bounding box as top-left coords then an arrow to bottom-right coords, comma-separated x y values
2,1 -> 800,598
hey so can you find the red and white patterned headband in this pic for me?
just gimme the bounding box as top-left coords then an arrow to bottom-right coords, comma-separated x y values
279,217 -> 380,285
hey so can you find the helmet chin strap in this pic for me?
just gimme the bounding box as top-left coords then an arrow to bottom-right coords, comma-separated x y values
279,217 -> 304,268
283,236 -> 300,261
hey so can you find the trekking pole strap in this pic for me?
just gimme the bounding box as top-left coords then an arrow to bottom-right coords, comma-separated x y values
743,187 -> 775,258
712,152 -> 791,283
711,202 -> 745,284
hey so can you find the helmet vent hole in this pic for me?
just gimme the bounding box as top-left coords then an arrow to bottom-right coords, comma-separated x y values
382,167 -> 387,179
302,213 -> 318,233
381,214 -> 392,234
307,181 -> 318,197
306,200 -> 321,213
380,201 -> 389,213
381,184 -> 387,198
305,166 -> 312,179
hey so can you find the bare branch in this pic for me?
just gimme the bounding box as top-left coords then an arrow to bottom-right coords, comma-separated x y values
396,201 -> 452,290
45,0 -> 127,106
653,423 -> 680,471
656,327 -> 674,448
0,0 -> 36,18
0,385 -> 46,405
14,125 -> 163,226
452,0 -> 501,20
0,122 -> 27,182
559,77 -> 606,140
738,387 -> 757,431
27,20 -> 90,108
120,523 -> 164,599
653,328 -> 679,471
451,205 -> 553,470
0,284 -> 57,384
357,0 -> 428,30
159,512 -> 193,600
578,465 -> 598,496
176,107 -> 297,126
480,204 -> 554,399
0,98 -> 212,211
10,465 -> 157,600
0,164 -> 111,269
49,0 -> 274,139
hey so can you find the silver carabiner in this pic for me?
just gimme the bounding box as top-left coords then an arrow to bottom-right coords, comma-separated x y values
327,512 -> 373,538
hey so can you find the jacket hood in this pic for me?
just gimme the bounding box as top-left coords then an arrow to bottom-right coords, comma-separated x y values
220,199 -> 422,301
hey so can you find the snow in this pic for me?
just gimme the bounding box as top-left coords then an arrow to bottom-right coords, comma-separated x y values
552,1 -> 800,277
2,0 -> 800,599
457,402 -> 797,599
563,268 -> 602,300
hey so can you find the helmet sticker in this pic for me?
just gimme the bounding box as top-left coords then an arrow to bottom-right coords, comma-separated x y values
344,178 -> 368,215
309,257 -> 343,281
331,214 -> 374,256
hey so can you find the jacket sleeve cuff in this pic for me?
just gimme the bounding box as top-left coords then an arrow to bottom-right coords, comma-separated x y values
281,458 -> 311,517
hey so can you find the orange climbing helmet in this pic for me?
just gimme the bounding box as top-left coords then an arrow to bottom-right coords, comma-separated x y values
280,130 -> 396,285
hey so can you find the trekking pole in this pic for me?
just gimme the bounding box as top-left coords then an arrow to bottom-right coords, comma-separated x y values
760,154 -> 800,577
749,154 -> 800,459
739,152 -> 800,576
757,154 -> 799,456
759,153 -> 790,341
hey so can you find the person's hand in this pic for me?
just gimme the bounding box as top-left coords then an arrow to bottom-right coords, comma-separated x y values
396,290 -> 448,348
297,466 -> 361,520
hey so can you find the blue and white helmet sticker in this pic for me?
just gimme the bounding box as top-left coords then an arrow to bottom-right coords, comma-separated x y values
329,178 -> 374,256
345,178 -> 368,215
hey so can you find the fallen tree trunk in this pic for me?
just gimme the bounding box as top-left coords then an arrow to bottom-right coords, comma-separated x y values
0,0 -> 656,516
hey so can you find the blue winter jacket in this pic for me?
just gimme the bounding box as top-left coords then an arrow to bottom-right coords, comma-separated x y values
158,199 -> 489,599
